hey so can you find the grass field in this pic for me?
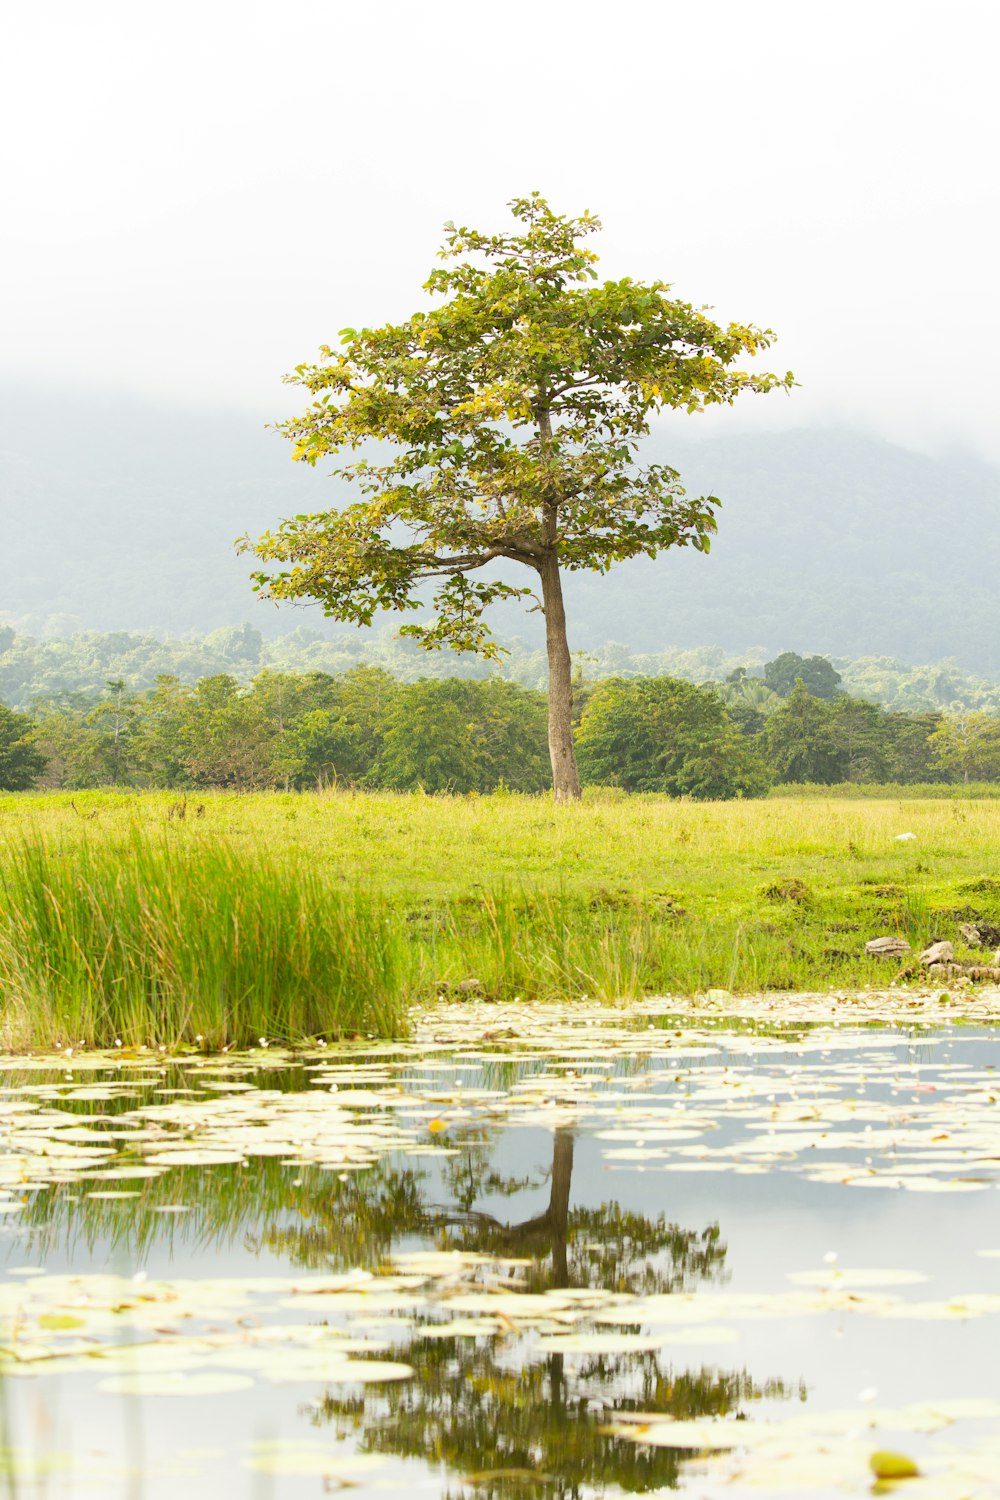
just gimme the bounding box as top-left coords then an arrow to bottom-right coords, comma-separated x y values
768,781 -> 1000,799
2,788 -> 1000,1048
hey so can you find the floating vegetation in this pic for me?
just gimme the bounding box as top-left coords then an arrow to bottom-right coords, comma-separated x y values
3,1004 -> 1000,1207
2,1010 -> 1000,1495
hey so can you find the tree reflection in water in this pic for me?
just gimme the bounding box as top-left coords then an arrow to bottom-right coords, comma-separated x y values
272,1127 -> 797,1499
12,1098 -> 799,1498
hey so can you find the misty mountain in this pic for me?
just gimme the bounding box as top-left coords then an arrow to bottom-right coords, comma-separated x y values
552,426 -> 1000,670
3,385 -> 999,670
0,384 -> 329,639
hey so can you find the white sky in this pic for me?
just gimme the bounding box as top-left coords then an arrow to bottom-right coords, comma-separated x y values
2,0 -> 998,456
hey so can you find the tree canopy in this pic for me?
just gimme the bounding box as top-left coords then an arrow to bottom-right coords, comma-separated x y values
0,703 -> 45,791
6,663 -> 987,794
576,677 -> 771,798
244,193 -> 793,798
762,651 -> 843,700
6,626 -> 1000,719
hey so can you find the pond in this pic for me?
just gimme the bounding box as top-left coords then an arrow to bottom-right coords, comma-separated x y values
1,1003 -> 999,1497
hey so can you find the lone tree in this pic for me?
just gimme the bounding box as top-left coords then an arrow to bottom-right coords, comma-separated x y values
245,195 -> 793,801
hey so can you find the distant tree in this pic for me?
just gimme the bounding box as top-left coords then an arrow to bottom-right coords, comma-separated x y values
376,678 -> 549,794
245,668 -> 316,736
929,711 -> 1000,783
884,710 -> 948,783
202,623 -> 263,665
30,706 -> 108,789
829,696 -> 890,783
278,666 -> 400,788
763,683 -> 844,783
374,682 -> 474,793
134,675 -> 190,787
725,701 -> 767,738
80,678 -> 140,783
243,193 -> 793,802
175,675 -> 280,790
0,626 -> 13,654
763,652 -> 842,700
0,703 -> 45,790
576,677 -> 771,798
715,677 -> 781,737
135,674 -> 280,790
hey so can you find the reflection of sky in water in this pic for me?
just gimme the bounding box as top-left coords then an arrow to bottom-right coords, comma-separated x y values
2,1026 -> 999,1496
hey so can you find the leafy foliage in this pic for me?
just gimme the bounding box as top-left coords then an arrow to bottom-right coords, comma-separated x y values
7,660 -> 1000,795
243,193 -> 791,798
245,195 -> 791,653
763,651 -> 843,699
0,703 -> 45,790
26,670 -> 551,794
10,626 -> 1000,717
377,678 -> 549,794
764,685 -> 853,785
576,677 -> 771,798
929,712 -> 1000,783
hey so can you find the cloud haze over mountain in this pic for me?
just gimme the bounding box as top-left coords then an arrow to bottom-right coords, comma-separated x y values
3,2 -> 999,682
1,0 -> 998,456
4,386 -> 999,671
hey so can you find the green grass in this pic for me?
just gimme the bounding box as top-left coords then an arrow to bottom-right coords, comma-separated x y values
0,829 -> 403,1049
769,782 -> 1000,799
2,788 -> 1000,1047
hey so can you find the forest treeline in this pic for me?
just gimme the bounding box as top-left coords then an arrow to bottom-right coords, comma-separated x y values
3,654 -> 1000,795
4,624 -> 1000,715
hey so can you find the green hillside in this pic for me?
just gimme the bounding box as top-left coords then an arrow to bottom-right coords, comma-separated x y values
3,385 -> 998,668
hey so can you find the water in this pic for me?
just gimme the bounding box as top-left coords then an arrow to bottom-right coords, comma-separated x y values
2,1014 -> 999,1497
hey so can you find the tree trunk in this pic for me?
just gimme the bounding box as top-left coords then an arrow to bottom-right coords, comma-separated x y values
546,1129 -> 574,1288
539,554 -> 582,803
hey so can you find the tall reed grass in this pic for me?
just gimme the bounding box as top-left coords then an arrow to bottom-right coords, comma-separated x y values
0,833 -> 877,1050
422,888 -> 877,1003
1,789 -> 996,1048
0,833 -> 404,1048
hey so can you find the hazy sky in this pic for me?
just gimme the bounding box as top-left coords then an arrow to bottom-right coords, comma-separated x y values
3,0 -> 998,456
